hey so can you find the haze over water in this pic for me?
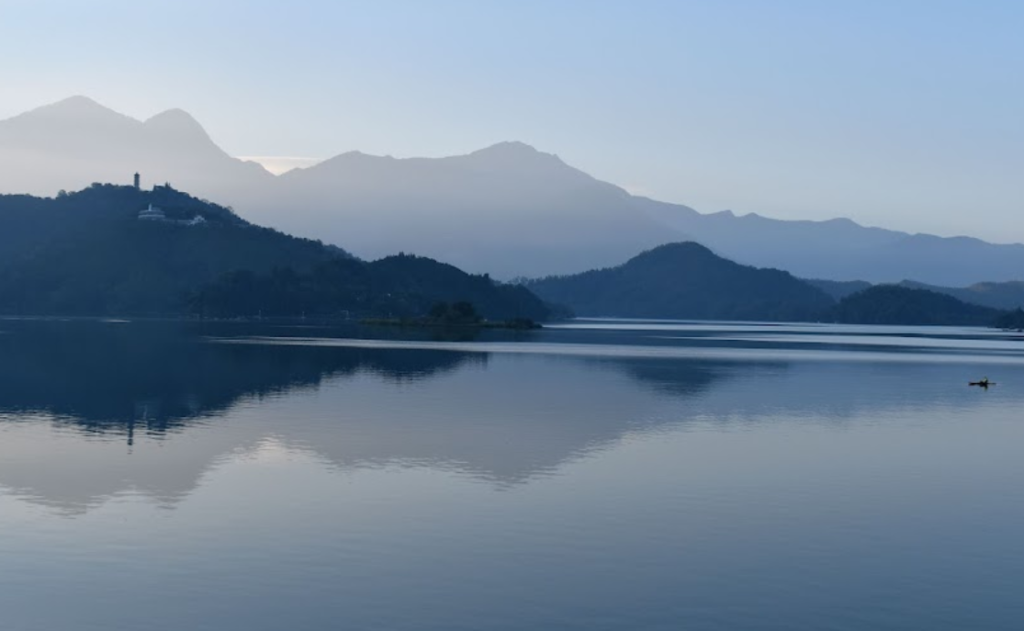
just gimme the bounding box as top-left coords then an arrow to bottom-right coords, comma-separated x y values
1,318 -> 1022,630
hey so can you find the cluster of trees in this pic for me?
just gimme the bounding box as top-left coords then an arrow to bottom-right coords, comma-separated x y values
994,308 -> 1024,331
427,301 -> 481,324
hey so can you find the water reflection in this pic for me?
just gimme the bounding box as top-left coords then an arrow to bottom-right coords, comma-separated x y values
3,319 -> 1024,630
0,319 -> 484,434
0,318 -> 1020,514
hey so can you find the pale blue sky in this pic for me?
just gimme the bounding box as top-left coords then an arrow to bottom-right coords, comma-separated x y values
1,0 -> 1022,240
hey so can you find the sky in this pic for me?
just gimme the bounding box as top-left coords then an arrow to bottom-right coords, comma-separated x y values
1,0 -> 1022,241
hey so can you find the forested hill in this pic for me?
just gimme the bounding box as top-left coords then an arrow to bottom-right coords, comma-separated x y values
525,242 -> 834,322
825,285 -> 1001,326
190,255 -> 551,321
0,185 -> 549,320
0,184 -> 340,315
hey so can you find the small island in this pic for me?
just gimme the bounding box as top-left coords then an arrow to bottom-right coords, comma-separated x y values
362,301 -> 541,330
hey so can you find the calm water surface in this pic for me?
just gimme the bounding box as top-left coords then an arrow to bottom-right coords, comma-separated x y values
1,318 -> 1023,630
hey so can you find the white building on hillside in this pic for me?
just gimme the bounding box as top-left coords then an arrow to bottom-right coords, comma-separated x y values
138,204 -> 166,221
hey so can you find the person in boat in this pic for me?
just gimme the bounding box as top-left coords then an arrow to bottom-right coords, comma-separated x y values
969,378 -> 994,388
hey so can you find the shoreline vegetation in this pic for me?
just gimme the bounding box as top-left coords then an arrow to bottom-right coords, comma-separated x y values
361,301 -> 541,330
360,317 -> 541,330
994,308 -> 1024,331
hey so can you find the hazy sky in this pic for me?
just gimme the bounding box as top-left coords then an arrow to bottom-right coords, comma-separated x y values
2,0 -> 1022,241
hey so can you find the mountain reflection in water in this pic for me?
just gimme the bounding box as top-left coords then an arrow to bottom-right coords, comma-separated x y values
0,318 -> 1021,515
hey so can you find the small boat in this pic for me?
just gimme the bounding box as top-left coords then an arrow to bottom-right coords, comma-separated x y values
969,378 -> 995,388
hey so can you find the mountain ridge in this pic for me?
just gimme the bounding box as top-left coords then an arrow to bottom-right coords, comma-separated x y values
526,242 -> 835,322
0,184 -> 550,320
3,96 -> 1024,285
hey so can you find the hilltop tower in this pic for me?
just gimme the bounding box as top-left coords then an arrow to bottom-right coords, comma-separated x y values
133,172 -> 140,190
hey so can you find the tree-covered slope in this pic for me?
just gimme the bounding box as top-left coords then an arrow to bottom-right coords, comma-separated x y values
826,285 -> 1001,326
0,184 -> 340,315
190,255 -> 551,321
526,242 -> 834,321
0,185 -> 549,320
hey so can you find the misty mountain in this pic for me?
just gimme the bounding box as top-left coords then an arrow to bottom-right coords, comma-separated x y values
262,142 -> 676,278
826,285 -> 1001,326
5,97 -> 1024,285
0,96 -> 270,202
526,242 -> 834,322
0,185 -> 548,319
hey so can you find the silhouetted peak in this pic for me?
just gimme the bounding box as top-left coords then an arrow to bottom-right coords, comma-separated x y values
313,150 -> 389,169
335,150 -> 374,160
631,242 -> 717,263
44,95 -> 107,112
21,95 -> 131,123
144,108 -> 210,140
467,141 -> 564,167
474,141 -> 540,155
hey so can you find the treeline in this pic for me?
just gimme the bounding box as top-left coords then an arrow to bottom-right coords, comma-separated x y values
189,254 -> 551,321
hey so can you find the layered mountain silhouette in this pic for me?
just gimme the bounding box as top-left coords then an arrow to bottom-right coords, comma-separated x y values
0,96 -> 270,199
526,243 -> 1014,326
825,285 -> 1001,326
809,278 -> 1024,311
896,280 -> 1024,311
0,184 -> 549,319
4,96 -> 1024,285
527,242 -> 834,321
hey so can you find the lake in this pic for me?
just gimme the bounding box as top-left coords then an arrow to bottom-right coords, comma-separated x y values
1,317 -> 1023,630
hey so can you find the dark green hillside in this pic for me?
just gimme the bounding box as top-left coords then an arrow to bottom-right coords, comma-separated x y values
526,242 -> 834,321
827,285 -> 1001,326
190,254 -> 550,321
0,185 -> 550,320
0,184 -> 341,315
367,255 -> 548,320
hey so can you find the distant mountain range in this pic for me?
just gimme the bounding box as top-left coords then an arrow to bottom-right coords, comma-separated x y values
0,177 -> 1010,327
4,96 -> 1024,285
